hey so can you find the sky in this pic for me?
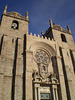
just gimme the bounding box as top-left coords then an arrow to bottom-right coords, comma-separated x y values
0,0 -> 75,42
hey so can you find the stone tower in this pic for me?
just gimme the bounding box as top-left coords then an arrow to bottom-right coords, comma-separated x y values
0,6 -> 75,100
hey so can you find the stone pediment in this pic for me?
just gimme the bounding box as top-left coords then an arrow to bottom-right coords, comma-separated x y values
53,24 -> 69,33
44,24 -> 70,36
6,11 -> 26,20
53,25 -> 62,31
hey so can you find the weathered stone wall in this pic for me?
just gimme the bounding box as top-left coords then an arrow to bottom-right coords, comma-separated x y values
0,15 -> 28,38
0,10 -> 75,100
52,29 -> 75,50
25,34 -> 68,100
0,35 -> 23,100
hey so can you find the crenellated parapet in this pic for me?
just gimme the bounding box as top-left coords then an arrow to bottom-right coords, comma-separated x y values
29,32 -> 55,41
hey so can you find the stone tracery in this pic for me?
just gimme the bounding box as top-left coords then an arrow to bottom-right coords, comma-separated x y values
34,49 -> 50,64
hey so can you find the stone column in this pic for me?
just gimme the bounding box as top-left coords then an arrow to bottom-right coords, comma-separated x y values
62,48 -> 75,100
55,87 -> 58,100
0,74 -> 3,100
0,56 -> 4,100
54,85 -> 58,100
56,44 -> 67,100
72,51 -> 75,72
25,71 -> 33,100
68,50 -> 74,74
52,85 -> 56,100
25,50 -> 33,100
72,51 -> 75,64
70,50 -> 75,72
38,85 -> 40,100
0,35 -> 4,100
1,58 -> 14,100
34,84 -> 38,100
1,36 -> 15,100
14,39 -> 23,100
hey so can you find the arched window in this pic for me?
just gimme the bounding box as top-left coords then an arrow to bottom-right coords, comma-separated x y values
11,20 -> 19,29
61,34 -> 67,42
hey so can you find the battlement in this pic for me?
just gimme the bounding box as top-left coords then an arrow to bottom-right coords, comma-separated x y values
0,7 -> 75,100
29,32 -> 55,41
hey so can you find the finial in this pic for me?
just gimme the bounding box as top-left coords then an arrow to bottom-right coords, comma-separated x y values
26,11 -> 29,20
49,19 -> 53,28
41,31 -> 43,35
53,23 -> 55,25
3,5 -> 7,14
38,34 -> 40,37
67,26 -> 71,33
26,11 -> 28,16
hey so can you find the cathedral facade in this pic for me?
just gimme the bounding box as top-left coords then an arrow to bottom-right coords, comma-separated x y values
0,6 -> 75,100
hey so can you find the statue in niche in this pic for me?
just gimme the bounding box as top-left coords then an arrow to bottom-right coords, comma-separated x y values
39,63 -> 50,79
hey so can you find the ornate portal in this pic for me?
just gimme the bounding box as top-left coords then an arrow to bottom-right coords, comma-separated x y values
33,49 -> 59,100
34,49 -> 51,80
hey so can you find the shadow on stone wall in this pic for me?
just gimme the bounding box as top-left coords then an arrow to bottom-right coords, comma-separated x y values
0,35 -> 4,55
11,38 -> 18,100
22,34 -> 26,100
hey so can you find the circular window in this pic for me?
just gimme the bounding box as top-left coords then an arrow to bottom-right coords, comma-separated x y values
34,49 -> 50,64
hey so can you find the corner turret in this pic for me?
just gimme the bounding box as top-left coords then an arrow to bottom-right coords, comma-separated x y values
3,5 -> 7,14
67,26 -> 71,34
26,11 -> 29,21
49,19 -> 53,28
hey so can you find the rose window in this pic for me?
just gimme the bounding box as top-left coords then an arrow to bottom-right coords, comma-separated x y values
34,50 -> 50,64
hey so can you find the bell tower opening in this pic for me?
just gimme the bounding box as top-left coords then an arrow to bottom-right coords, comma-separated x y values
61,34 -> 67,42
11,20 -> 19,29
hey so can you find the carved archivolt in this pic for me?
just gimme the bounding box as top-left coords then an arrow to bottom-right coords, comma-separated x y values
30,42 -> 59,84
32,49 -> 58,84
29,42 -> 56,57
32,42 -> 59,100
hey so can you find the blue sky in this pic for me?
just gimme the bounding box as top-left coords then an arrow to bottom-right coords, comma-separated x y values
0,0 -> 75,42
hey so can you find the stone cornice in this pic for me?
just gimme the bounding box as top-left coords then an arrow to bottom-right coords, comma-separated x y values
3,13 -> 29,23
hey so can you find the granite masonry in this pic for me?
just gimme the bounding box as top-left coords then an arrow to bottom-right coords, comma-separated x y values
0,5 -> 75,100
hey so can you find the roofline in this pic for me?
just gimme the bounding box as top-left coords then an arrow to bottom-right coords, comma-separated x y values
2,14 -> 30,23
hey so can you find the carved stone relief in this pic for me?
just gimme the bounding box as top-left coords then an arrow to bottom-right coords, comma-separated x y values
33,49 -> 59,84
